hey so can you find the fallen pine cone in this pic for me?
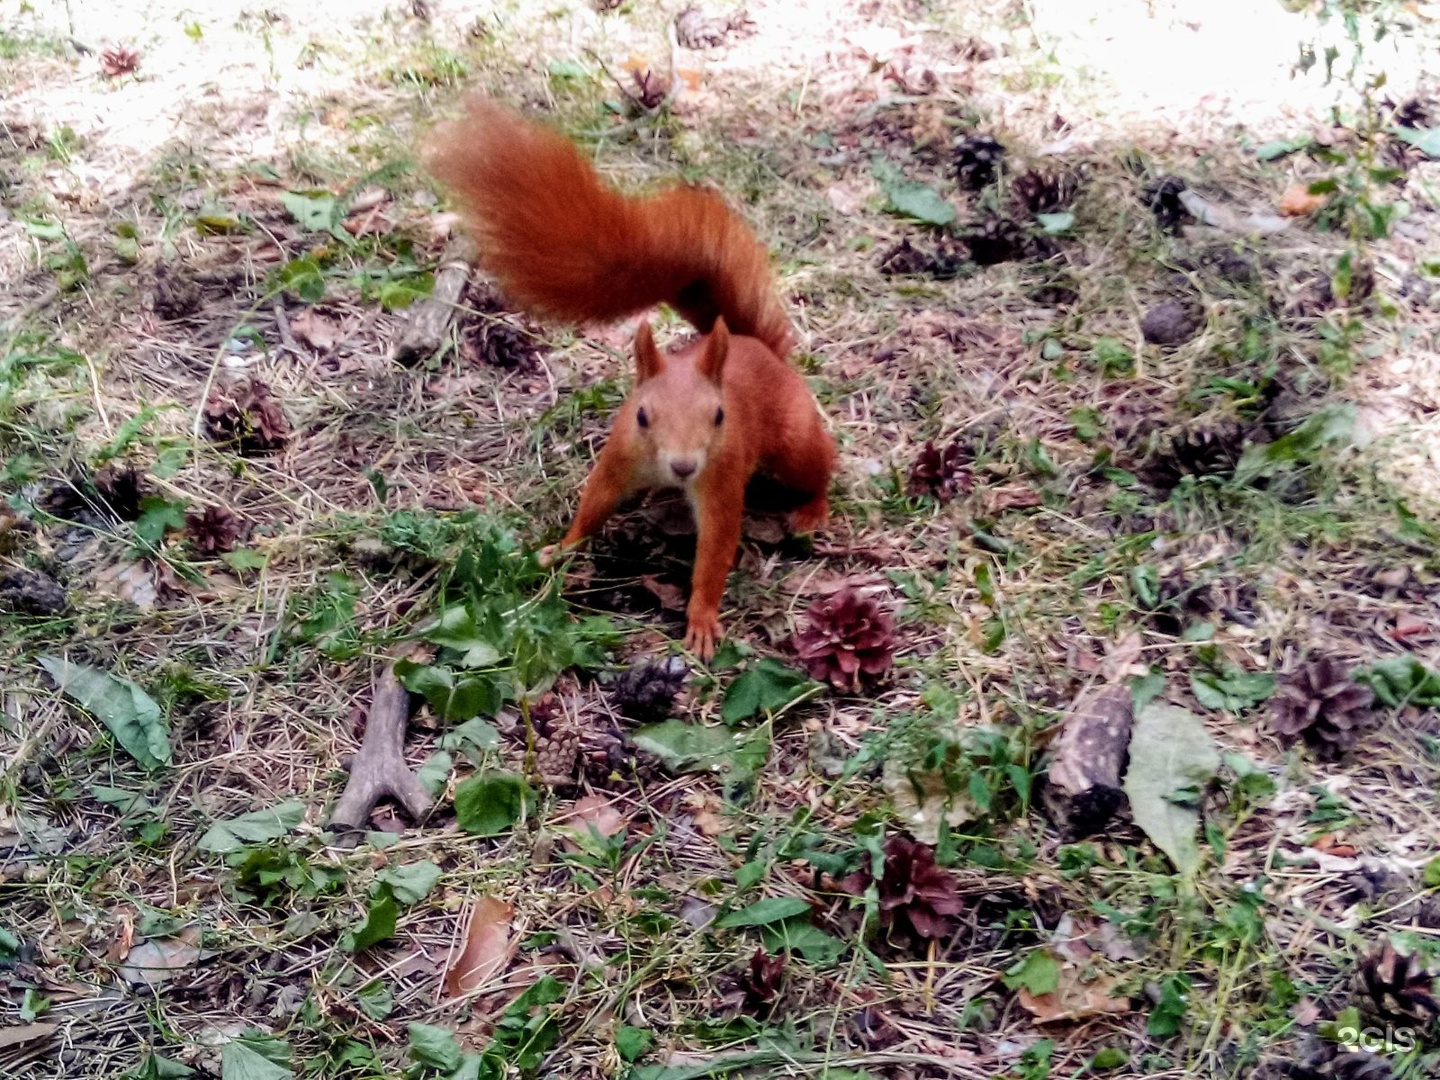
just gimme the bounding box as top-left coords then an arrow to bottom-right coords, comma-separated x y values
203,379 -> 291,455
953,133 -> 1004,191
185,505 -> 241,555
100,47 -> 141,78
843,834 -> 963,941
906,438 -> 972,503
793,587 -> 895,693
609,656 -> 689,723
1355,942 -> 1440,1023
1271,656 -> 1375,761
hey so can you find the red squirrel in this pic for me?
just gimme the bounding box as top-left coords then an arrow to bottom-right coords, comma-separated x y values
427,98 -> 835,659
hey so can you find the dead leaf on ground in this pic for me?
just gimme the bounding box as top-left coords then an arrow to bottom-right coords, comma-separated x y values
682,790 -> 730,837
289,308 -> 342,352
641,575 -> 687,612
1279,183 -> 1327,217
984,484 -> 1042,514
559,794 -> 627,849
1018,969 -> 1131,1023
117,926 -> 211,987
0,1023 -> 58,1050
93,560 -> 160,610
1099,632 -> 1146,683
443,896 -> 515,999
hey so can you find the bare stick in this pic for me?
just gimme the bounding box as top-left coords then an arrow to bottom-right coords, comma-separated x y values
327,659 -> 433,844
391,236 -> 476,366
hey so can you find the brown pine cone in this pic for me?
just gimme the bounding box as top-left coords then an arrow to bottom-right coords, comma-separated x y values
1271,657 -> 1375,760
793,587 -> 895,693
906,439 -> 973,503
1012,168 -> 1078,214
1143,175 -> 1191,232
1355,942 -> 1440,1023
203,380 -> 291,455
962,215 -> 1028,266
535,726 -> 580,786
100,47 -> 141,78
842,834 -> 963,941
185,505 -> 241,555
953,134 -> 1004,191
609,657 -> 689,723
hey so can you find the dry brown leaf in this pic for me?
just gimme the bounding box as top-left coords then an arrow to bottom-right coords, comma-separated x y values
1279,183 -> 1327,217
0,1023 -> 58,1049
984,484 -> 1042,513
443,897 -> 515,999
1017,962 -> 1131,1024
1099,632 -> 1146,683
682,791 -> 729,837
289,308 -> 341,352
94,560 -> 159,610
640,575 -> 687,612
117,926 -> 210,987
562,795 -> 627,843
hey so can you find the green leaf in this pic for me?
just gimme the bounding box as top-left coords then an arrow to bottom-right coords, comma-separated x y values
715,896 -> 812,929
120,1054 -> 196,1080
198,801 -> 306,854
425,605 -> 504,668
1002,949 -> 1060,995
1036,211 -> 1075,234
417,751 -> 452,797
873,162 -> 956,226
377,273 -> 433,311
437,718 -> 501,753
721,658 -> 815,723
90,784 -> 151,815
1190,666 -> 1275,713
220,1034 -> 293,1080
134,495 -> 189,547
1234,406 -> 1354,483
40,656 -> 171,771
407,1023 -> 463,1073
379,860 -> 442,906
222,548 -> 268,572
281,190 -> 348,241
344,890 -> 398,952
396,660 -> 505,722
616,1025 -> 654,1063
760,919 -> 846,966
1123,703 -> 1219,875
272,255 -> 326,303
1357,656 -> 1440,708
1424,856 -> 1440,888
1254,137 -> 1311,161
1089,1047 -> 1129,1071
1389,125 -> 1440,158
630,720 -> 742,773
1146,973 -> 1191,1037
355,980 -> 393,1020
453,771 -> 533,836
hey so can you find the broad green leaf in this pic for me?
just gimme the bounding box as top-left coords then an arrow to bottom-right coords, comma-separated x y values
1036,211 -> 1075,234
1089,1047 -> 1129,1071
281,190 -> 349,242
220,1034 -> 293,1080
1190,667 -> 1275,713
198,801 -> 305,854
1390,125 -> 1440,158
378,860 -> 442,906
222,548 -> 268,572
120,1054 -> 196,1080
90,785 -> 152,815
272,255 -> 326,303
344,891 -> 397,952
1002,949 -> 1060,995
134,495 -> 188,547
760,919 -> 846,966
721,658 -> 815,723
715,896 -> 812,929
396,660 -> 505,722
616,1025 -> 654,1063
437,718 -> 501,753
1123,703 -> 1219,875
1357,656 -> 1440,708
1234,406 -> 1354,483
425,605 -> 503,668
417,751 -> 453,797
453,771 -> 533,836
630,720 -> 741,773
1146,973 -> 1191,1037
355,980 -> 393,1020
40,656 -> 170,770
879,179 -> 957,226
407,1023 -> 463,1073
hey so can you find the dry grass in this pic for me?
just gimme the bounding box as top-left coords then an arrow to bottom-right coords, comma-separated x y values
4,1 -> 1440,1079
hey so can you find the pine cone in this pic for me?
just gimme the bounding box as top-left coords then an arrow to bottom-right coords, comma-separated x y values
1151,566 -> 1255,635
1356,942 -> 1440,1023
738,949 -> 784,1012
185,505 -> 241,555
1142,419 -> 1250,492
953,134 -> 1004,191
1388,95 -> 1432,129
535,725 -> 580,786
906,439 -> 973,503
203,379 -> 291,455
1271,657 -> 1375,760
843,834 -> 963,940
0,568 -> 68,616
609,657 -> 689,723
100,47 -> 141,78
793,587 -> 895,693
93,464 -> 146,522
878,239 -> 936,277
151,265 -> 203,319
962,216 -> 1028,266
674,5 -> 753,49
459,283 -> 539,369
1144,175 -> 1191,233
1012,168 -> 1077,214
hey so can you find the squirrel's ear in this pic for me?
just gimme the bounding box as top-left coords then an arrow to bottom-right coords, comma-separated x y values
634,321 -> 665,383
697,316 -> 730,384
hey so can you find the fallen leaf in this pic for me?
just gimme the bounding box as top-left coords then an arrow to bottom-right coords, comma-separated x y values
442,896 -> 515,998
640,574 -> 687,612
682,790 -> 729,837
882,753 -> 982,846
1100,633 -> 1146,683
289,308 -> 341,352
118,927 -> 211,986
1279,183 -> 1327,217
984,484 -> 1042,513
560,794 -> 627,847
1293,998 -> 1322,1026
1122,703 -> 1220,876
93,559 -> 159,609
826,182 -> 869,216
1018,968 -> 1131,1024
1393,613 -> 1431,640
0,1022 -> 58,1049
40,656 -> 171,771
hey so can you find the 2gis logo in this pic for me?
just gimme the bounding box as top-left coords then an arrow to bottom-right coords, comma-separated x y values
1334,1024 -> 1419,1054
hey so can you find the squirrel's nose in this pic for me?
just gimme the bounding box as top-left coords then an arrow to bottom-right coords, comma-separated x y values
670,458 -> 698,479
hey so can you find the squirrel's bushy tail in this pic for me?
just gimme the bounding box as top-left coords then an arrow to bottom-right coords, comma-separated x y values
426,97 -> 796,358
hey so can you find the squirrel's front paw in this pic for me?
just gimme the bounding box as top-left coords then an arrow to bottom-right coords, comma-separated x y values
538,544 -> 561,568
683,614 -> 723,661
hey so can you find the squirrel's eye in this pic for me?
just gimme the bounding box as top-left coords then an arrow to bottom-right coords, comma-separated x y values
714,407 -> 725,426
637,407 -> 649,429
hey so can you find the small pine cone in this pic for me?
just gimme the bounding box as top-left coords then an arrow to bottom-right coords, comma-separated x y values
953,134 -> 1004,191
1143,175 -> 1190,233
100,47 -> 141,78
1271,657 -> 1376,761
842,834 -> 963,940
906,439 -> 972,503
151,265 -> 203,319
93,464 -> 147,522
0,568 -> 68,616
878,239 -> 936,277
738,949 -> 784,1012
1156,420 -> 1249,483
962,216 -> 1028,266
793,587 -> 895,693
535,726 -> 580,786
609,656 -> 689,723
1355,942 -> 1440,1023
203,379 -> 291,455
1330,1054 -> 1397,1080
1389,95 -> 1432,129
185,505 -> 241,555
1012,168 -> 1077,214
461,319 -> 536,369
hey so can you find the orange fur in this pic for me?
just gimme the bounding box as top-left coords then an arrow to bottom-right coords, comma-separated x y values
427,98 -> 835,658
